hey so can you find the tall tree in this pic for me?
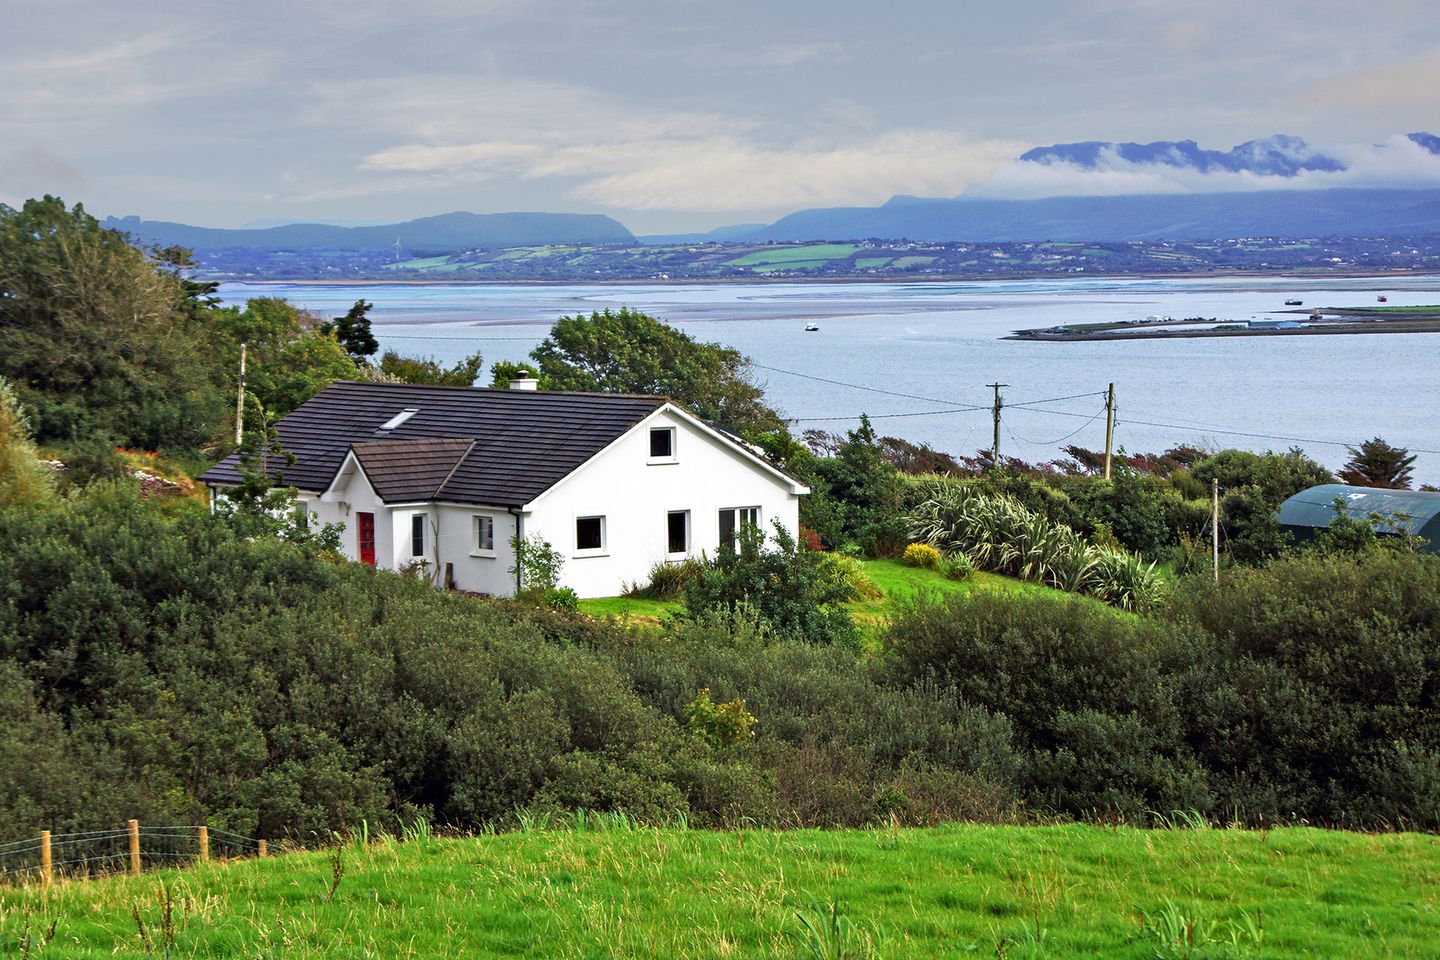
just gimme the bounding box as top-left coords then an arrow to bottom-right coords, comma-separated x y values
212,298 -> 359,417
320,299 -> 379,362
530,308 -> 783,434
0,196 -> 226,451
1339,437 -> 1417,489
377,349 -> 484,386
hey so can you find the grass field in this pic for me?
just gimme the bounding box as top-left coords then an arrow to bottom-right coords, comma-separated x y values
575,558 -> 1034,627
725,244 -> 860,267
4,823 -> 1435,958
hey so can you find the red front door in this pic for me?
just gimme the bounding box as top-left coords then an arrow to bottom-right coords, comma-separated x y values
357,512 -> 376,566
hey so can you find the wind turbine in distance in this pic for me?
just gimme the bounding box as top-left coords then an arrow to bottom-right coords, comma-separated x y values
393,236 -> 402,263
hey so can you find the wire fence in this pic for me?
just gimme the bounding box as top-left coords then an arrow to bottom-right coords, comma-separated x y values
0,822 -> 265,885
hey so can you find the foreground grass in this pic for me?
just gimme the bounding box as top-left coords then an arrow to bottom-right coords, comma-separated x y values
4,824 -> 1436,958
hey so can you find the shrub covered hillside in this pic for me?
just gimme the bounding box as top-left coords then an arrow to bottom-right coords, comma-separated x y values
2,482 -> 1439,843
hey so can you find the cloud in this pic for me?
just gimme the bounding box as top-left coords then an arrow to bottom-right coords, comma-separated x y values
361,130 -> 1022,212
971,134 -> 1440,199
1299,45 -> 1440,109
0,147 -> 87,201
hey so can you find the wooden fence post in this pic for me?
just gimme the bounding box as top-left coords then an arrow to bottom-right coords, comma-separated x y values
40,830 -> 52,886
198,825 -> 209,862
127,819 -> 141,876
257,839 -> 268,858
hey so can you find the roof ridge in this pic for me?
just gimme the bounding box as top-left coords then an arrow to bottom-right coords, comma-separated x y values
433,439 -> 478,500
330,380 -> 670,402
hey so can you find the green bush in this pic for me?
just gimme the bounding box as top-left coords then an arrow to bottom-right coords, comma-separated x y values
1167,550 -> 1440,826
938,553 -> 973,581
815,551 -> 883,600
882,591 -> 1207,818
683,523 -> 860,646
629,557 -> 705,600
902,542 -> 942,569
908,485 -> 1164,610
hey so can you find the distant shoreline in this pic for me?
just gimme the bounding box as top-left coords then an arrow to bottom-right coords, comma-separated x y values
213,268 -> 1440,289
1008,317 -> 1440,342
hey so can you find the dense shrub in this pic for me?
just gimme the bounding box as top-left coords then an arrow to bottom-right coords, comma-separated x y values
902,542 -> 942,568
683,523 -> 859,646
882,591 -> 1207,817
4,481 -> 1437,838
813,552 -> 883,601
1167,550 -> 1440,826
908,485 -> 1165,611
938,553 -> 973,581
628,557 -> 705,600
0,488 -> 762,840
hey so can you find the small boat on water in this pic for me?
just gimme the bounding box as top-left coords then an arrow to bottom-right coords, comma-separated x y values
1284,299 -> 1303,306
1377,294 -> 1389,302
804,323 -> 820,332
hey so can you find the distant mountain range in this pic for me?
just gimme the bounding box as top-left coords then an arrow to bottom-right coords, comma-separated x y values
109,134 -> 1440,251
750,188 -> 1440,243
103,210 -> 633,252
744,132 -> 1440,242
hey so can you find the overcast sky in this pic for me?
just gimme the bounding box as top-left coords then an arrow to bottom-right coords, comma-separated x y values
3,0 -> 1438,232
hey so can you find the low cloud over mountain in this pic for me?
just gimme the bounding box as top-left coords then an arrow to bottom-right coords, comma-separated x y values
970,133 -> 1440,199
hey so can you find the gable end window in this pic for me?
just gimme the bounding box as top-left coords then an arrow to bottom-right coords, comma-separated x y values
411,513 -> 428,557
576,515 -> 606,553
473,515 -> 495,554
649,427 -> 676,460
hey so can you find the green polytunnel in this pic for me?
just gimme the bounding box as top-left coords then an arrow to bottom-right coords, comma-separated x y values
1277,484 -> 1440,554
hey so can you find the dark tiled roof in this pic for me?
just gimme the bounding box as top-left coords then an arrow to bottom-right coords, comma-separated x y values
199,381 -> 667,506
352,438 -> 475,503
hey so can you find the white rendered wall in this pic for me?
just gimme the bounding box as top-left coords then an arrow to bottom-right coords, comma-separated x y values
297,468 -> 392,570
301,479 -> 519,595
428,504 -> 519,596
523,408 -> 803,599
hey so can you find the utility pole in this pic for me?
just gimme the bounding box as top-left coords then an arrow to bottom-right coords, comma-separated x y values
234,341 -> 247,445
1211,477 -> 1220,583
1103,382 -> 1116,480
987,382 -> 1008,466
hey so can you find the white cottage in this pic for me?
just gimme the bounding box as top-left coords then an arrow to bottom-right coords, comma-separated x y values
200,379 -> 808,598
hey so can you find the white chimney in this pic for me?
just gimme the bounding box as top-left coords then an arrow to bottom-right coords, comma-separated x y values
508,373 -> 538,391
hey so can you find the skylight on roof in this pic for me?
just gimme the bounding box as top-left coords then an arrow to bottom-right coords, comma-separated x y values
378,408 -> 420,430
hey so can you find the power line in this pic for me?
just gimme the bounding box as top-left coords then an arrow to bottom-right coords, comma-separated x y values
376,334 -> 545,341
752,362 -> 992,411
1004,404 -> 1110,421
1002,405 -> 1109,446
1115,416 -> 1440,455
790,407 -> 988,423
1007,390 -> 1108,409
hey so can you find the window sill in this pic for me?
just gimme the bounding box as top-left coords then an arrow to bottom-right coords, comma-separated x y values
573,551 -> 609,559
646,457 -> 679,466
469,550 -> 497,559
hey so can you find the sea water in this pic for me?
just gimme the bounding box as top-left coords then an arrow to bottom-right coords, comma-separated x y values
216,276 -> 1440,480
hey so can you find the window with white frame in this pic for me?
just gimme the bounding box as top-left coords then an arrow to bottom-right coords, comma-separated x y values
575,515 -> 606,553
411,513 -> 428,557
473,514 -> 495,554
648,426 -> 676,461
718,506 -> 760,548
666,510 -> 689,555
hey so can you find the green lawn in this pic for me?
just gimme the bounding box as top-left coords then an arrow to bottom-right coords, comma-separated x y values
577,559 -> 1069,629
5,824 -> 1436,958
577,594 -> 679,621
